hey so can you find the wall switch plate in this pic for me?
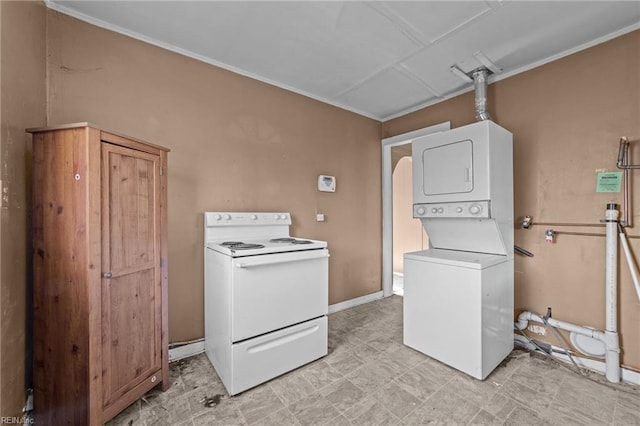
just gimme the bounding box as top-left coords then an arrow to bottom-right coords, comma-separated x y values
316,213 -> 325,222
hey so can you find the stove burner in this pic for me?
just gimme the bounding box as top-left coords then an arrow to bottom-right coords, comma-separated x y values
220,241 -> 266,250
230,243 -> 265,250
270,238 -> 296,243
270,237 -> 313,245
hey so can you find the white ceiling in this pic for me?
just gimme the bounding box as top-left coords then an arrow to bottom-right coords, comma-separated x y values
48,1 -> 640,121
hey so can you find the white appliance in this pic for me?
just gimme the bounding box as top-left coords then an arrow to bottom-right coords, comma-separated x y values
404,120 -> 514,380
204,212 -> 329,395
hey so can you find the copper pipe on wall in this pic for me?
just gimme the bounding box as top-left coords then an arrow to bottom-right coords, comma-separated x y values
543,230 -> 640,239
616,137 -> 634,227
528,222 -> 605,228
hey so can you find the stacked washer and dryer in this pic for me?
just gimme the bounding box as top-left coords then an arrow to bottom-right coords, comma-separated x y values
403,120 -> 514,380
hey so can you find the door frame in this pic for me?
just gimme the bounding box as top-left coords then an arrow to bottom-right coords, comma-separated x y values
381,122 -> 450,297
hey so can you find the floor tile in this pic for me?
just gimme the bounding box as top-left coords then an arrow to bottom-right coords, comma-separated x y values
184,383 -> 229,417
321,378 -> 367,413
444,373 -> 502,408
551,372 -> 617,423
372,381 -> 421,419
268,371 -> 316,406
502,376 -> 554,412
192,402 -> 246,425
483,392 -> 521,420
346,360 -> 396,394
504,405 -> 548,426
344,396 -> 399,426
469,409 -> 503,426
300,360 -> 343,390
252,408 -> 300,426
394,365 -> 444,401
325,349 -> 364,376
235,386 -> 285,425
400,387 -> 480,425
288,393 -> 341,426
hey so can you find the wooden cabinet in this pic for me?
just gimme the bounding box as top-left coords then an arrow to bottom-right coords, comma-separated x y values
28,123 -> 169,425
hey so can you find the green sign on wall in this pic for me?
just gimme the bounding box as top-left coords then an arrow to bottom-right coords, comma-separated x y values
596,172 -> 622,193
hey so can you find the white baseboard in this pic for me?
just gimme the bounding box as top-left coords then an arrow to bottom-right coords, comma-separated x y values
328,291 -> 385,314
168,340 -> 205,362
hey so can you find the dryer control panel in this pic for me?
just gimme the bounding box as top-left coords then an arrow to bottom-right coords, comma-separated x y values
414,201 -> 491,219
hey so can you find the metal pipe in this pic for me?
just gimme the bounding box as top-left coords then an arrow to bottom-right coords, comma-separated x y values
615,137 -> 631,226
472,68 -> 491,121
522,221 -> 604,228
552,231 -> 605,238
514,245 -> 534,257
616,137 -> 640,169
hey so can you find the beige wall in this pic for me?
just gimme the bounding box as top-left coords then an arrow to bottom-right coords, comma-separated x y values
45,10 -> 382,342
392,156 -> 426,273
0,0 -> 46,416
384,30 -> 640,369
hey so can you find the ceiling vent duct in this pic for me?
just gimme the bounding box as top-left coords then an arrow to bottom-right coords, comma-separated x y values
472,68 -> 491,122
450,62 -> 497,122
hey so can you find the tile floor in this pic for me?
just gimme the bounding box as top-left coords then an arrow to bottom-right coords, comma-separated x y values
107,295 -> 639,425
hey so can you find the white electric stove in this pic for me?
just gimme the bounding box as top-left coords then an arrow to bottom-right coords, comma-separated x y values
204,212 -> 329,395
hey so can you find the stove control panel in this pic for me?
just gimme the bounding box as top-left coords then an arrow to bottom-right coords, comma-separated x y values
414,201 -> 491,219
205,212 -> 291,226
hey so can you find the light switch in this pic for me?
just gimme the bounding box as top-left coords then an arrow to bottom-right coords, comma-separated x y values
316,213 -> 325,222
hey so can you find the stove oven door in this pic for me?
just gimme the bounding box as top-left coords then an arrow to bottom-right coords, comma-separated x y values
231,248 -> 329,342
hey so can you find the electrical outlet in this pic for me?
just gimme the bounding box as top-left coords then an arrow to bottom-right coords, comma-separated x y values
316,213 -> 325,222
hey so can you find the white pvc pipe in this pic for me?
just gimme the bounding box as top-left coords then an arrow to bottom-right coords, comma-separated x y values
619,229 -> 640,301
515,205 -> 623,384
605,205 -> 621,383
515,311 -> 604,340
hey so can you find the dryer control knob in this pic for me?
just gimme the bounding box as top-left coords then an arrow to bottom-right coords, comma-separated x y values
437,208 -> 444,213
280,214 -> 287,220
214,214 -> 222,220
456,207 -> 463,213
469,204 -> 482,215
224,214 -> 232,220
250,214 -> 258,220
416,207 -> 425,216
431,208 -> 438,213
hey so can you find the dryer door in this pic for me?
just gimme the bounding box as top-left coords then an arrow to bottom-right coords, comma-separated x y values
422,139 -> 473,196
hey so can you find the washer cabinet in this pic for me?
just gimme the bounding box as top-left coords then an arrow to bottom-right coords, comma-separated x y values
28,123 -> 169,425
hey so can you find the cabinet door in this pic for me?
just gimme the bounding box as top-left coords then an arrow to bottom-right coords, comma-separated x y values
101,143 -> 162,409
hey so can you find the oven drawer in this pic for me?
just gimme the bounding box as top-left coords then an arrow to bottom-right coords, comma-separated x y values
231,249 -> 328,342
230,316 -> 327,395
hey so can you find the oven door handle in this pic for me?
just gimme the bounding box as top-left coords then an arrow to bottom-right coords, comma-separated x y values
235,251 -> 329,268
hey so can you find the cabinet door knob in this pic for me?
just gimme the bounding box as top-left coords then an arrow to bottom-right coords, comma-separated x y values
103,272 -> 112,279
